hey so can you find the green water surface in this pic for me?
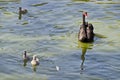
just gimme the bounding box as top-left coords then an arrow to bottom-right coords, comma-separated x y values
0,0 -> 120,80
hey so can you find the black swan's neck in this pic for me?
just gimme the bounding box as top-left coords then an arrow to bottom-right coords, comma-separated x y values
82,12 -> 88,40
83,14 -> 86,26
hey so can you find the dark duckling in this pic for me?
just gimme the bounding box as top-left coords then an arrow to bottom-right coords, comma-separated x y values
23,51 -> 29,66
19,7 -> 28,14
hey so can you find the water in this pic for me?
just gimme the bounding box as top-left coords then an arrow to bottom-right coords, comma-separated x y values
0,0 -> 120,80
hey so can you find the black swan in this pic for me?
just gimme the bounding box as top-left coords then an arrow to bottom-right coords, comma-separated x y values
78,12 -> 94,42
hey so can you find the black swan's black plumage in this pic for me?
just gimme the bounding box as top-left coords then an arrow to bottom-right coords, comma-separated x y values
78,12 -> 94,42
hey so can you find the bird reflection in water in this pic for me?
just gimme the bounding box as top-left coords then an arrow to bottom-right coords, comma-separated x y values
32,65 -> 37,72
78,41 -> 93,73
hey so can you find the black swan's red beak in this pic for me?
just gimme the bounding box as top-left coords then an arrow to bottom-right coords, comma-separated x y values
83,12 -> 88,18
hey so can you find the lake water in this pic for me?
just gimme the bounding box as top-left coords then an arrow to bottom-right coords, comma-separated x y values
0,0 -> 120,80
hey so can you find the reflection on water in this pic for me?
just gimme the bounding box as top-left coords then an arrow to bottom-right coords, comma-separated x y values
78,41 -> 93,73
23,59 -> 28,67
18,7 -> 22,20
32,65 -> 37,72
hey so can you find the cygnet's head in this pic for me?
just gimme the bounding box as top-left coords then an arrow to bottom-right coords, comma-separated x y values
32,55 -> 37,60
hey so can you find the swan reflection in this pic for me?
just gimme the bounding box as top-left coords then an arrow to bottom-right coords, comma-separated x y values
78,41 -> 93,72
